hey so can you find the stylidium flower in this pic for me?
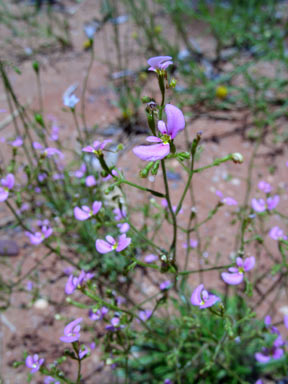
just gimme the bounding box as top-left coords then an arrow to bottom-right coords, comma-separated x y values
269,226 -> 287,241
65,270 -> 94,295
44,377 -> 60,384
74,201 -> 102,221
258,180 -> 272,194
105,317 -> 124,332
216,190 -> 238,206
133,104 -> 185,161
25,225 -> 53,245
138,309 -> 152,322
117,222 -> 130,233
9,137 -> 23,147
144,254 -> 158,263
160,280 -> 171,290
85,175 -> 97,187
221,256 -> 255,285
255,343 -> 284,364
147,56 -> 173,72
251,195 -> 279,212
182,239 -> 198,249
79,345 -> 89,359
191,284 -> 220,309
43,147 -> 64,159
89,306 -> 109,321
25,354 -> 44,373
95,234 -> 131,254
63,84 -> 79,108
60,318 -> 83,343
74,163 -> 86,178
0,173 -> 14,202
82,140 -> 111,155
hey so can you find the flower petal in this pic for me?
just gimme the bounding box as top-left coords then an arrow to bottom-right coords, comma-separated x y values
200,294 -> 219,309
221,272 -> 244,285
191,284 -> 203,306
95,239 -> 113,254
244,256 -> 255,271
116,234 -> 131,252
133,143 -> 170,161
74,207 -> 91,221
165,104 -> 185,139
92,201 -> 102,215
146,136 -> 163,143
158,120 -> 167,135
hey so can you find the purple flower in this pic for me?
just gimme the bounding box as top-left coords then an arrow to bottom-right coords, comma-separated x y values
160,280 -> 171,290
74,163 -> 86,178
182,239 -> 198,249
284,315 -> 288,329
63,84 -> 79,108
164,380 -> 173,384
74,201 -> 102,221
82,140 -> 111,154
191,284 -> 220,309
25,225 -> 53,245
65,270 -> 94,295
147,56 -> 173,72
133,104 -> 185,161
144,254 -> 158,263
269,226 -> 287,241
79,345 -> 89,359
95,234 -> 131,254
255,345 -> 284,364
258,181 -> 272,193
60,318 -> 82,343
117,223 -> 130,233
216,190 -> 238,206
266,195 -> 279,210
25,354 -> 44,373
138,309 -> 152,322
85,175 -> 97,187
113,208 -> 126,221
43,147 -> 64,159
50,123 -> 59,141
26,281 -> 34,291
89,306 -> 109,321
105,317 -> 122,332
221,256 -> 255,285
44,377 -> 60,384
9,137 -> 23,147
0,173 -> 14,202
33,141 -> 43,150
251,195 -> 279,212
251,198 -> 266,213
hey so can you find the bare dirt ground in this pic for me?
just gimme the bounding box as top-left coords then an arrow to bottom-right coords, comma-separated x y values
0,1 -> 288,383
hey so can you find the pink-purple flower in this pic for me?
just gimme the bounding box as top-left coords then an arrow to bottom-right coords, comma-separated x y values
216,190 -> 238,206
89,306 -> 108,321
79,345 -> 89,359
221,256 -> 255,285
65,270 -> 94,295
74,201 -> 102,221
255,338 -> 284,364
269,226 -> 287,241
147,56 -> 173,72
9,137 -> 23,147
25,354 -> 44,373
95,234 -> 131,254
44,377 -> 60,384
25,225 -> 53,245
60,318 -> 83,343
160,280 -> 172,290
0,173 -> 14,202
258,180 -> 272,194
251,195 -> 279,213
191,284 -> 220,309
63,84 -> 79,109
133,104 -> 185,161
82,140 -> 111,155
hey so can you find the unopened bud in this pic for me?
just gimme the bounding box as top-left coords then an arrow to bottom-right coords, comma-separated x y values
169,78 -> 177,88
34,113 -> 45,127
141,96 -> 152,104
231,152 -> 244,164
32,61 -> 39,73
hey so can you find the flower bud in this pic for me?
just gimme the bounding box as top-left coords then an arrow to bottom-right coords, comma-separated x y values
32,61 -> 39,74
141,96 -> 152,104
34,113 -> 45,127
231,152 -> 244,164
169,78 -> 177,88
